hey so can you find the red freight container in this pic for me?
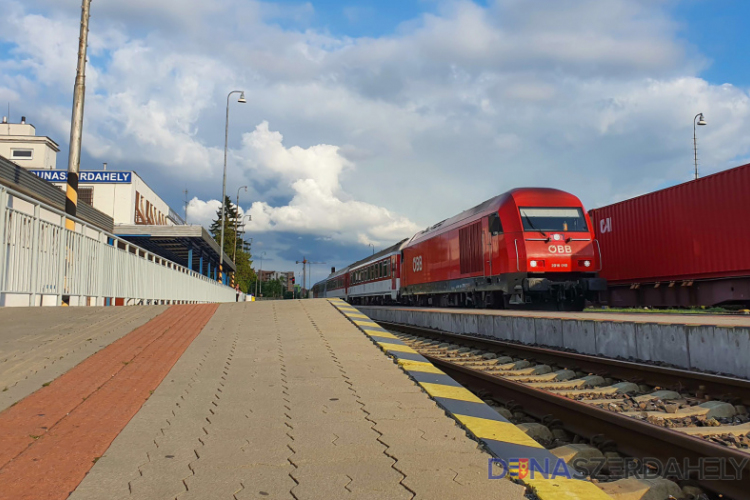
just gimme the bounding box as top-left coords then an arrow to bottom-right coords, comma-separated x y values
589,162 -> 750,307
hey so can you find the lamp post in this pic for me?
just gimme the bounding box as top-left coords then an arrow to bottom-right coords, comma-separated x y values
369,243 -> 374,255
234,216 -> 252,262
232,185 -> 248,262
219,90 -> 246,285
693,113 -> 707,180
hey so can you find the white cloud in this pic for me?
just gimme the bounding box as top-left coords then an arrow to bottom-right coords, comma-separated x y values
186,197 -> 221,228
1,0 -> 749,253
190,122 -> 420,246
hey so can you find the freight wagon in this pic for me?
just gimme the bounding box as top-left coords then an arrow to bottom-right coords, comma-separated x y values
589,162 -> 750,308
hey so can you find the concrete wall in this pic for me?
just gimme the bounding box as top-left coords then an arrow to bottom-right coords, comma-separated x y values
357,306 -> 750,380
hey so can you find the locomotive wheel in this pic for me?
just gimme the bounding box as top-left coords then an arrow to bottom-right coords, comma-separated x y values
557,297 -> 585,311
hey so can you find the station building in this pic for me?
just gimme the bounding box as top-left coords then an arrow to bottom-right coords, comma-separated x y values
0,116 -> 59,171
0,116 -> 235,286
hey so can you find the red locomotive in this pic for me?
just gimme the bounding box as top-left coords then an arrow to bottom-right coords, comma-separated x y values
313,187 -> 605,310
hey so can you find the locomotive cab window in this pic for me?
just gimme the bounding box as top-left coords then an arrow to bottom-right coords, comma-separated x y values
519,207 -> 588,232
488,213 -> 503,235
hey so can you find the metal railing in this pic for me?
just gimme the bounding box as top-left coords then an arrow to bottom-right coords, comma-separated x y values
0,184 -> 241,307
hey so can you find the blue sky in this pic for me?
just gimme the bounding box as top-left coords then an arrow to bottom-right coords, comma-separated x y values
1,0 -> 750,284
675,0 -> 750,86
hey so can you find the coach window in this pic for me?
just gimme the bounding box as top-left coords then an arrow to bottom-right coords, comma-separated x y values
489,212 -> 503,236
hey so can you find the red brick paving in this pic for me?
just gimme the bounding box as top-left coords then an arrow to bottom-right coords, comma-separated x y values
0,303 -> 218,500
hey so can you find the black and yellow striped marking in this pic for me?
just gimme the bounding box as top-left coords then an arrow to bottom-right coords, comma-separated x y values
62,171 -> 79,306
329,299 -> 612,500
64,171 -> 78,231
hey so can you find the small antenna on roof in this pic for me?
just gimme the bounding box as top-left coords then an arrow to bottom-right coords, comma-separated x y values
183,188 -> 189,224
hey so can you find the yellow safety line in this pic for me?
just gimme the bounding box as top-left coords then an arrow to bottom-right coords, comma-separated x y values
352,320 -> 381,328
397,359 -> 445,374
378,343 -> 419,354
453,414 -> 544,448
527,476 -> 613,499
362,329 -> 399,339
419,383 -> 484,403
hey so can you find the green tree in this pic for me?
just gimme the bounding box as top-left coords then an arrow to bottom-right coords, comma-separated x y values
209,196 -> 256,293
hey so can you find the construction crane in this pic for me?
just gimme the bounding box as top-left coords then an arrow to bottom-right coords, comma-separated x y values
295,257 -> 325,294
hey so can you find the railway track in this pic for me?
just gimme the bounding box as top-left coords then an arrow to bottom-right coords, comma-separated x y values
377,320 -> 750,499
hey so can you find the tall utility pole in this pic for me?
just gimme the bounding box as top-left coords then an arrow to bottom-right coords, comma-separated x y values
295,257 -> 325,293
183,189 -> 189,223
64,0 -> 92,231
61,0 -> 92,307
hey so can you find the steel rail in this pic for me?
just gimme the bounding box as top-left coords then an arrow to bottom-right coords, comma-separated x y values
378,321 -> 750,497
427,355 -> 750,499
377,321 -> 750,406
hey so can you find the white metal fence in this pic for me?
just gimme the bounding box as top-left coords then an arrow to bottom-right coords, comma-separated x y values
0,184 -> 241,307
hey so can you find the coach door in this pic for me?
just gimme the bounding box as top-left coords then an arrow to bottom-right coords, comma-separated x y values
391,255 -> 397,290
487,212 -> 503,277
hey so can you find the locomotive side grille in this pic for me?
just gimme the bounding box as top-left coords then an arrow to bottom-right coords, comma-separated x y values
459,221 -> 483,274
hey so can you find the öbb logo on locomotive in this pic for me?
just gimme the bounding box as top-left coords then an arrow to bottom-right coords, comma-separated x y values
412,256 -> 423,272
548,245 -> 572,254
312,187 -> 607,310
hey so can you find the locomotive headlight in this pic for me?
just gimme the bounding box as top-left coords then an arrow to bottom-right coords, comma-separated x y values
530,260 -> 538,268
584,260 -> 591,268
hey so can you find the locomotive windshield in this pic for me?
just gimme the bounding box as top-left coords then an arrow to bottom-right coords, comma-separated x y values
519,207 -> 588,232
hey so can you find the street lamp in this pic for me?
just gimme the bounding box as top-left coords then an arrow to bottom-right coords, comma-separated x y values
219,90 -> 246,285
693,113 -> 707,180
233,185 -> 248,263
234,215 -> 253,263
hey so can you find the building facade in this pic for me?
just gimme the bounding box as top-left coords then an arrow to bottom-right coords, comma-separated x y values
30,169 -> 184,227
0,117 -> 59,170
258,270 -> 295,292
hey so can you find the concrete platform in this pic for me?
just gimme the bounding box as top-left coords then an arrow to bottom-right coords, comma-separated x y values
358,306 -> 750,379
0,300 -> 529,500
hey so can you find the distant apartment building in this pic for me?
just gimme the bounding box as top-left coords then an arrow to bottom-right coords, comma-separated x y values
258,270 -> 296,292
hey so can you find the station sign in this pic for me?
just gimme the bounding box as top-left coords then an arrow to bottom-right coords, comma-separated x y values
30,170 -> 132,184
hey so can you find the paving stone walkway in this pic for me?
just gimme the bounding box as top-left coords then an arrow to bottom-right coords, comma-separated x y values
68,300 -> 524,500
0,305 -> 166,411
